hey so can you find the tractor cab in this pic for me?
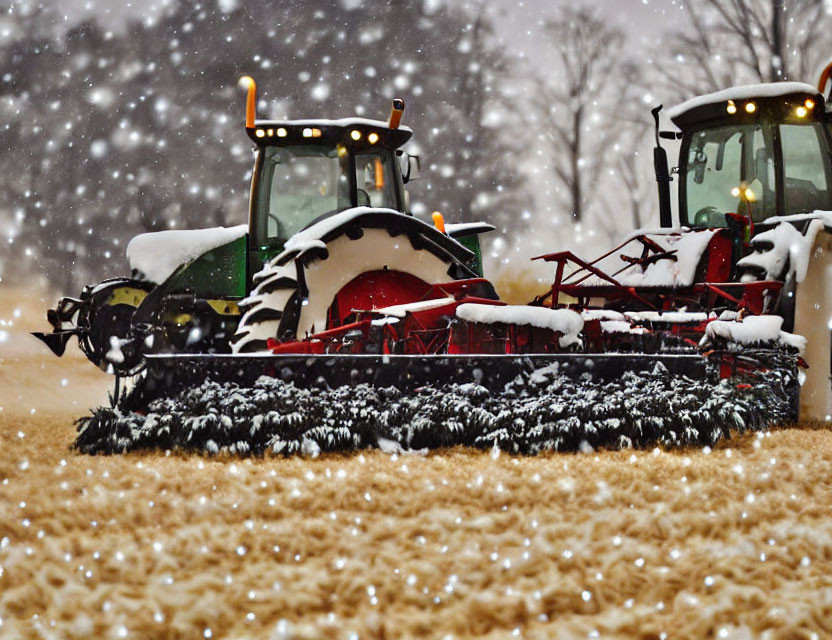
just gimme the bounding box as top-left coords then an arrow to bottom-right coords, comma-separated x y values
665,83 -> 832,228
241,82 -> 413,279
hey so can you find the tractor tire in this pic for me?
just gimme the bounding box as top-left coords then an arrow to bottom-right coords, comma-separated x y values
231,212 -> 476,353
78,278 -> 154,375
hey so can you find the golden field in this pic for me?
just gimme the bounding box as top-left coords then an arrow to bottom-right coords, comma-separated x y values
1,288 -> 831,639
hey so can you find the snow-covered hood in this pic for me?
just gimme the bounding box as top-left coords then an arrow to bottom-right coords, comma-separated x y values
456,303 -> 584,348
738,211 -> 832,283
127,225 -> 247,284
702,315 -> 806,354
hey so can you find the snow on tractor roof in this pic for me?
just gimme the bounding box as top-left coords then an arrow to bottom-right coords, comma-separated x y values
253,117 -> 413,134
127,225 -> 247,284
667,81 -> 820,122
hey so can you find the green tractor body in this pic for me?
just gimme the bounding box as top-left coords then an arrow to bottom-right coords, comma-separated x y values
33,86 -> 492,374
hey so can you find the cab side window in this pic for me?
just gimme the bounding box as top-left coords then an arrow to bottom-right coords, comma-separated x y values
780,124 -> 832,215
354,152 -> 397,209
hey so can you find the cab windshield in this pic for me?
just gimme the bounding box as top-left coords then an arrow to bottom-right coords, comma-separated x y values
684,122 -> 832,227
256,145 -> 350,242
254,145 -> 400,245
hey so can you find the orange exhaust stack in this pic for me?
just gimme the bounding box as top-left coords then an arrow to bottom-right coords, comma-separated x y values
388,98 -> 405,129
432,211 -> 446,234
238,76 -> 257,128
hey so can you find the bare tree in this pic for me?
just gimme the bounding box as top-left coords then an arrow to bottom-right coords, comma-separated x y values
443,0 -> 528,226
656,0 -> 831,99
536,6 -> 625,222
606,61 -> 664,235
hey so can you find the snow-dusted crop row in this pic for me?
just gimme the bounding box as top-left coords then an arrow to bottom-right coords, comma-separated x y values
76,356 -> 797,457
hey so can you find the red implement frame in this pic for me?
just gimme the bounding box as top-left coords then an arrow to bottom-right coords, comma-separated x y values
533,235 -> 781,316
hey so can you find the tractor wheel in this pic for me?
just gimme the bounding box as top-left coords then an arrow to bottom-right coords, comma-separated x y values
232,214 -> 476,353
78,279 -> 153,375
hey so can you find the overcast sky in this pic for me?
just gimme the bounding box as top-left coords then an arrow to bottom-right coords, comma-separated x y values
491,0 -> 674,52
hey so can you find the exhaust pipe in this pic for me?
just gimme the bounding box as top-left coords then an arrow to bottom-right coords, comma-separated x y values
238,76 -> 257,128
388,98 -> 405,129
651,105 -> 673,229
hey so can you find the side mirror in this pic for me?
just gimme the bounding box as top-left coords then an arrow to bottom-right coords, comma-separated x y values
396,150 -> 421,184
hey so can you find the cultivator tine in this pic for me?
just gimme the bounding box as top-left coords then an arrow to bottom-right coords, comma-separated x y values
31,330 -> 77,357
141,352 -> 711,396
111,375 -> 122,408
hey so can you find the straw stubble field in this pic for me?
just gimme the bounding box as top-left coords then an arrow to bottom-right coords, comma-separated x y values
1,289 -> 832,638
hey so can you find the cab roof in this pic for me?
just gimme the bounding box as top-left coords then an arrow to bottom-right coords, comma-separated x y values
246,117 -> 412,149
668,82 -> 823,130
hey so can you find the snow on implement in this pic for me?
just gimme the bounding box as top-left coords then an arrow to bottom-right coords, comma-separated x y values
36,71 -> 832,455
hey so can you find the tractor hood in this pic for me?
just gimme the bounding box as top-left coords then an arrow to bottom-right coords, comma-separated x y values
127,225 -> 247,284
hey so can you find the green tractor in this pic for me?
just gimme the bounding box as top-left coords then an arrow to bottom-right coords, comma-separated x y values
34,77 -> 494,374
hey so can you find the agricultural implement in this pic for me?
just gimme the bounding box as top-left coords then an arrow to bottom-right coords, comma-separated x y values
34,68 -> 832,454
